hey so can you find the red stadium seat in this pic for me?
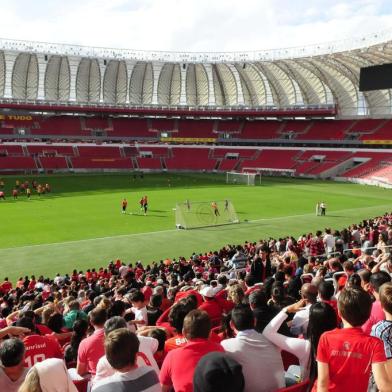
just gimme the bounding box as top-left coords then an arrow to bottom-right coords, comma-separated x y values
73,378 -> 89,392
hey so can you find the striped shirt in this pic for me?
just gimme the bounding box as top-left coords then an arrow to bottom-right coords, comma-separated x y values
91,366 -> 160,392
371,319 -> 392,359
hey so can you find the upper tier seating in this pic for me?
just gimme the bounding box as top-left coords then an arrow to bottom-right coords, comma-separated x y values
176,120 -> 215,138
361,120 -> 392,140
349,119 -> 384,134
111,119 -> 151,137
33,117 -> 85,136
296,120 -> 353,140
83,117 -> 112,131
216,120 -> 242,134
240,121 -> 281,139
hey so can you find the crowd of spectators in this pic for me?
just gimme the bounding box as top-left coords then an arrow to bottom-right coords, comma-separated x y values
1,212 -> 392,391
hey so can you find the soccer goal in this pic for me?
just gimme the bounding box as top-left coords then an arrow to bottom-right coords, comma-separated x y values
175,200 -> 239,229
226,171 -> 261,186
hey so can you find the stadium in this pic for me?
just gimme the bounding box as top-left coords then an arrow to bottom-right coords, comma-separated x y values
1,9 -> 392,391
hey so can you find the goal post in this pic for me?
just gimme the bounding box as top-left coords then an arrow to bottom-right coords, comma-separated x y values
175,200 -> 239,229
226,171 -> 261,186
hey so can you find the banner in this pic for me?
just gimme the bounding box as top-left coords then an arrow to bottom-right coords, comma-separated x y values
160,137 -> 216,143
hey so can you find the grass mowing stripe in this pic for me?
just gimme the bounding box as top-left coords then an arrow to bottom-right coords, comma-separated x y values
1,202 -> 389,251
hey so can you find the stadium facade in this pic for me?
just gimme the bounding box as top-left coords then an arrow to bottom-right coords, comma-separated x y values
0,31 -> 391,117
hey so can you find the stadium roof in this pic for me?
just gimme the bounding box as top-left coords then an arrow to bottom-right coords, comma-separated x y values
0,31 -> 392,117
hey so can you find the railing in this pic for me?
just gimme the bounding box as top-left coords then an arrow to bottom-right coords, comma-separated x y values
0,30 -> 391,62
0,97 -> 336,113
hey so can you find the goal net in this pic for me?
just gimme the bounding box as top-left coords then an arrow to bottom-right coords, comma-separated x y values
175,200 -> 239,229
226,171 -> 260,186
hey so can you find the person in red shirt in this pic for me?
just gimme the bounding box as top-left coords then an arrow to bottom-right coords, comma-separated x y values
306,231 -> 325,257
28,276 -> 36,291
317,287 -> 390,392
121,198 -> 127,214
12,188 -> 18,199
362,271 -> 391,335
198,286 -> 223,326
17,317 -> 62,368
77,307 -> 107,378
0,278 -> 12,294
164,300 -> 196,355
160,309 -> 224,392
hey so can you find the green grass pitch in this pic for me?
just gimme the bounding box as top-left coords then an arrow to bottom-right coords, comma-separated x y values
0,172 -> 391,282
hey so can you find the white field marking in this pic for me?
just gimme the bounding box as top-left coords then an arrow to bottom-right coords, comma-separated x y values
0,203 -> 390,252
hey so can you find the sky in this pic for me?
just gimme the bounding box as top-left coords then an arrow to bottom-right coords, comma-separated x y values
1,0 -> 392,52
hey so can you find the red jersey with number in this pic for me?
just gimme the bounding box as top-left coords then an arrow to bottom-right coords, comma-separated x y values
316,327 -> 386,392
23,334 -> 62,367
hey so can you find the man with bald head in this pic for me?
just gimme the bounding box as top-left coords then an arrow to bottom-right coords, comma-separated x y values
290,283 -> 318,338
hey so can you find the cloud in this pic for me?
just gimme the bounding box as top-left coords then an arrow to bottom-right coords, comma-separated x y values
0,0 -> 391,53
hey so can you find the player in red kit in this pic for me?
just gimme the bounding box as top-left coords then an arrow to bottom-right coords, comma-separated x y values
122,198 -> 128,214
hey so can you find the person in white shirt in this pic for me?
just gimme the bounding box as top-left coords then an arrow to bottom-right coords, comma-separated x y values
323,228 -> 335,257
127,291 -> 148,327
92,328 -> 160,392
263,300 -> 337,384
221,304 -> 285,392
290,283 -> 318,338
95,317 -> 159,384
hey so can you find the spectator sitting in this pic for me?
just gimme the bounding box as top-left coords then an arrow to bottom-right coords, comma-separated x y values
193,352 -> 245,392
249,289 -> 290,336
63,300 -> 88,330
95,316 -> 159,384
64,319 -> 88,367
362,271 -> 391,335
372,282 -> 392,367
159,309 -> 224,392
290,283 -> 318,337
127,291 -> 148,327
221,304 -> 286,391
164,300 -> 196,354
317,287 -> 390,391
18,358 -> 78,392
76,307 -> 107,378
198,286 -> 222,323
16,317 -> 63,367
263,300 -> 337,386
0,338 -> 29,391
92,328 -> 160,392
147,294 -> 163,326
